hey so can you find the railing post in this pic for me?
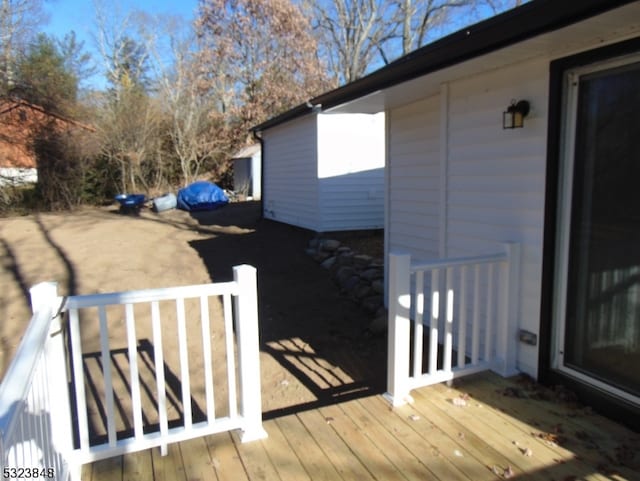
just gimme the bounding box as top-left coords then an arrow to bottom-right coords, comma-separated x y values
384,252 -> 413,406
233,265 -> 268,442
30,282 -> 78,480
493,243 -> 521,377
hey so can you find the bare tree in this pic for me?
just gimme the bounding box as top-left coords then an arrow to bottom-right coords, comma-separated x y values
92,0 -> 161,193
310,0 -> 525,84
308,0 -> 397,84
142,15 -> 227,186
0,0 -> 47,91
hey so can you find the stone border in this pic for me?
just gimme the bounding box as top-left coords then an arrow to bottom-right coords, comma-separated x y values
306,237 -> 388,334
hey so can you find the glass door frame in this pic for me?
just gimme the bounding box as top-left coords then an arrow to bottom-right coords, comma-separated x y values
552,52 -> 640,406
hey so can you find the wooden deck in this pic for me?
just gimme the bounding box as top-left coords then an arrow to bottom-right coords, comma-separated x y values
82,372 -> 640,481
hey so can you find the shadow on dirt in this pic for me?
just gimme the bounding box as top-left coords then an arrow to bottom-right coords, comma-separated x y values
187,202 -> 387,419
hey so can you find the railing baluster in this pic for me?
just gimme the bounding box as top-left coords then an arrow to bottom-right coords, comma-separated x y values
444,267 -> 454,373
25,375 -> 35,464
458,266 -> 468,368
98,306 -> 117,447
125,303 -> 143,440
200,295 -> 215,424
69,307 -> 90,452
413,271 -> 424,377
472,265 -> 481,364
223,293 -> 237,418
34,362 -> 47,468
176,298 -> 192,430
151,301 -> 168,456
429,269 -> 440,375
485,263 -> 495,362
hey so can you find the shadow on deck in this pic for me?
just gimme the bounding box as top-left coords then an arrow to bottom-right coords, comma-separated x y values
83,371 -> 640,481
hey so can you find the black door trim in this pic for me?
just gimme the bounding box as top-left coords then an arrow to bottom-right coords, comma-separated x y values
540,36 -> 640,431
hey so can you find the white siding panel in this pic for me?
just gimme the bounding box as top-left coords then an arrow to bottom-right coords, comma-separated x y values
445,57 -> 550,376
262,115 -> 319,230
317,113 -> 385,231
388,95 -> 441,260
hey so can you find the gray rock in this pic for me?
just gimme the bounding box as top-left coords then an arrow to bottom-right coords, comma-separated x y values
336,253 -> 354,266
360,268 -> 384,281
336,266 -> 357,286
320,239 -> 341,251
370,258 -> 384,268
313,251 -> 331,262
371,279 -> 384,294
362,295 -> 383,313
336,246 -> 352,254
321,256 -> 337,270
341,275 -> 360,291
353,254 -> 373,268
354,283 -> 373,299
309,238 -> 320,249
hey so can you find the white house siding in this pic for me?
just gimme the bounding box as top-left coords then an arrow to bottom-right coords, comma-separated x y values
317,113 -> 385,231
262,115 -> 319,230
387,96 -> 440,262
251,153 -> 262,200
386,58 -> 549,377
0,167 -> 37,186
445,57 -> 549,376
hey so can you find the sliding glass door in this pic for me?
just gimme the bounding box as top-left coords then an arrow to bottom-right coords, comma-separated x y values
555,55 -> 640,403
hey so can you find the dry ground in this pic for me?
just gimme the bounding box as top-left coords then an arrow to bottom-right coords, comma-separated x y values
0,201 -> 386,422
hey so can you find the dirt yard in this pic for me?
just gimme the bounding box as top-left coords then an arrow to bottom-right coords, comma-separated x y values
0,201 -> 386,423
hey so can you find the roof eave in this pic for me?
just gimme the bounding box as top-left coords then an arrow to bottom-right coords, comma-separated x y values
252,0 -> 636,132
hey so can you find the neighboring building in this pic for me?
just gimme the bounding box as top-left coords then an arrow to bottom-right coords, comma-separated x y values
253,0 -> 640,427
231,144 -> 262,200
253,112 -> 385,232
0,98 -> 92,186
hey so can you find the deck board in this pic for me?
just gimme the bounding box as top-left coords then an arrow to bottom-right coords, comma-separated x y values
359,394 -> 498,481
204,432 -> 249,481
151,442 -> 185,481
274,414 -> 340,481
122,448 -> 153,481
317,402 -> 408,481
84,372 -> 640,481
261,417 -> 312,481
178,436 -> 219,481
296,408 -> 375,481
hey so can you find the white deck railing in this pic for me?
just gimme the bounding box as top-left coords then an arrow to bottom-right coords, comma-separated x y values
0,283 -> 73,481
0,265 -> 266,479
385,243 -> 521,406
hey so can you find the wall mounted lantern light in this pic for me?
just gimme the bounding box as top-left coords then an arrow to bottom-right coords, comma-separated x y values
503,100 -> 530,129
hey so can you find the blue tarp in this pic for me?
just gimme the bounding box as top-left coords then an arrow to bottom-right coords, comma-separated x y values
177,181 -> 229,212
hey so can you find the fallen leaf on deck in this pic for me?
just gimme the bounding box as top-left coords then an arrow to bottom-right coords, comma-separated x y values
523,447 -> 533,457
324,417 -> 334,424
503,465 -> 514,478
500,387 -> 525,398
409,414 -> 420,421
458,432 -> 465,440
453,449 -> 463,457
452,397 -> 467,407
